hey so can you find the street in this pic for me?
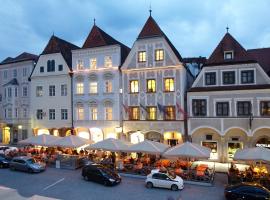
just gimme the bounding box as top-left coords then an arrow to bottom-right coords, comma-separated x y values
0,168 -> 227,200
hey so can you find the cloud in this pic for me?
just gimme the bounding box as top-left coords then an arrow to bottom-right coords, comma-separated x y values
0,0 -> 269,61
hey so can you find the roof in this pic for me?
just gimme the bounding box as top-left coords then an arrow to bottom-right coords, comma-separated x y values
82,24 -> 130,65
42,35 -> 79,69
248,48 -> 270,76
189,84 -> 270,92
205,33 -> 256,66
137,16 -> 182,62
0,52 -> 38,65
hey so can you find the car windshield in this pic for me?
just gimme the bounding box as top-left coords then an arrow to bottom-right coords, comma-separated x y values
100,169 -> 115,177
27,158 -> 36,164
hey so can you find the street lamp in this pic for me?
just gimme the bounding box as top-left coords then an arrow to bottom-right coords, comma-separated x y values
18,125 -> 22,130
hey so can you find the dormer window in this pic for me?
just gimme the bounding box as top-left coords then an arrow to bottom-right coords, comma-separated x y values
224,51 -> 234,60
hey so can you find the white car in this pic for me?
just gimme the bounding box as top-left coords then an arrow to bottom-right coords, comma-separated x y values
0,146 -> 18,155
145,169 -> 184,191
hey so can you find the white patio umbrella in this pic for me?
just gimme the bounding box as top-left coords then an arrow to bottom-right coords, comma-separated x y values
126,140 -> 170,154
163,142 -> 211,159
50,135 -> 93,148
19,134 -> 60,146
234,147 -> 270,163
87,138 -> 131,152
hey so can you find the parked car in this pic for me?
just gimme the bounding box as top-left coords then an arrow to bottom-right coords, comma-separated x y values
82,164 -> 121,186
0,154 -> 11,168
224,182 -> 270,200
0,146 -> 18,155
145,169 -> 184,191
9,156 -> 46,173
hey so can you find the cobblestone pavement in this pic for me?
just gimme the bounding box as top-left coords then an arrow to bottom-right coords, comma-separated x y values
0,168 -> 227,200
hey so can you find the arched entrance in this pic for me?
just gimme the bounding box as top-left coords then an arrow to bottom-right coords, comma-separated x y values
130,131 -> 144,144
76,127 -> 90,140
164,131 -> 183,146
145,131 -> 163,143
37,129 -> 50,135
90,128 -> 103,143
252,128 -> 270,149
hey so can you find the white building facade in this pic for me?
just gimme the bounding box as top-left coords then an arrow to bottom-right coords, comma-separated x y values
29,35 -> 79,137
0,53 -> 37,144
72,24 -> 130,142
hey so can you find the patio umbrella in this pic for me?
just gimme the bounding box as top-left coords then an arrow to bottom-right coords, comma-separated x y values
50,135 -> 93,148
163,142 -> 211,159
126,140 -> 169,154
87,138 -> 131,152
19,134 -> 60,146
234,147 -> 270,163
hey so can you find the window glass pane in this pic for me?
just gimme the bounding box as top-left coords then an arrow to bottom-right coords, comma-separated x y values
223,71 -> 235,84
155,49 -> 164,61
147,79 -> 156,92
90,58 -> 97,69
104,56 -> 112,68
138,51 -> 146,62
76,83 -> 84,94
205,72 -> 216,85
77,60 -> 84,70
90,82 -> 98,94
130,80 -> 139,93
164,78 -> 174,92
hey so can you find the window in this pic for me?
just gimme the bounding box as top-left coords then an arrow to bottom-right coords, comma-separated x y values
14,87 -> 18,97
192,99 -> 207,116
4,109 -> 7,118
23,108 -> 27,118
90,107 -> 98,120
105,107 -> 113,120
130,80 -> 139,93
61,109 -> 68,120
61,84 -> 67,96
241,70 -> 254,84
138,51 -> 146,62
22,87 -> 27,97
47,60 -> 55,72
76,83 -> 84,94
237,101 -> 251,116
49,109 -> 55,120
90,58 -> 97,69
216,102 -> 229,116
37,109 -> 43,120
260,101 -> 270,116
147,107 -> 157,120
77,107 -> 84,120
23,68 -> 27,77
223,71 -> 235,85
164,78 -> 174,92
4,70 -> 8,79
202,141 -> 218,160
164,106 -> 175,120
8,88 -> 12,98
155,49 -> 164,61
58,65 -> 63,71
36,86 -> 43,97
105,80 -> 112,93
40,66 -> 44,73
129,107 -> 140,120
89,82 -> 98,94
104,56 -> 112,68
13,69 -> 17,78
0,94 -> 2,102
22,130 -> 27,140
224,51 -> 233,60
15,108 -> 18,118
49,85 -> 55,96
205,72 -> 216,85
147,79 -> 156,93
77,60 -> 84,70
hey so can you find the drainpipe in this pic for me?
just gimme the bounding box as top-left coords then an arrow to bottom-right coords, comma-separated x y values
69,71 -> 74,135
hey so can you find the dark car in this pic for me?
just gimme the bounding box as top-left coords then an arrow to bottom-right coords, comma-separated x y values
9,156 -> 46,173
225,182 -> 270,200
0,154 -> 11,168
82,164 -> 121,186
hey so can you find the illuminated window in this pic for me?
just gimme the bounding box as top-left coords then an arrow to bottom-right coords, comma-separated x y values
155,49 -> 164,61
36,86 -> 43,97
77,107 -> 84,120
90,58 -> 97,69
130,80 -> 139,93
89,82 -> 98,94
147,79 -> 156,93
147,107 -> 157,120
77,60 -> 84,70
164,106 -> 175,120
105,80 -> 112,93
105,56 -> 112,68
129,107 -> 140,120
261,101 -> 270,116
138,51 -> 146,62
164,78 -> 174,92
76,83 -> 84,94
105,107 -> 113,120
90,107 -> 98,120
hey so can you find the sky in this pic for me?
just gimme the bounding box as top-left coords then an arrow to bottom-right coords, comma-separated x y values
0,0 -> 270,61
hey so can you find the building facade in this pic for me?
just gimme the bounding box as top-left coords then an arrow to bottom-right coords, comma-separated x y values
121,15 -> 193,145
0,53 -> 38,144
72,23 -> 130,142
188,32 -> 270,162
29,35 -> 79,137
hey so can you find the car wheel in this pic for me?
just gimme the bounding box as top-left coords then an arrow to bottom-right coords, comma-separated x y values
28,168 -> 33,173
146,182 -> 153,189
171,184 -> 178,191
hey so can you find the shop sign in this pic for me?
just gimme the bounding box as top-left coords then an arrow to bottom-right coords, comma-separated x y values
256,143 -> 270,148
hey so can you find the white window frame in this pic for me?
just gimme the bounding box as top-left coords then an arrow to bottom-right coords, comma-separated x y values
213,98 -> 232,117
105,107 -> 113,120
77,106 -> 84,120
189,96 -> 209,117
104,56 -> 112,68
224,50 -> 234,60
89,82 -> 98,94
61,84 -> 67,96
239,68 -> 256,85
90,107 -> 98,120
76,82 -> 84,94
90,58 -> 97,69
104,80 -> 113,93
220,69 -> 237,86
77,60 -> 84,70
22,86 -> 28,97
234,98 -> 254,117
203,70 -> 218,87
